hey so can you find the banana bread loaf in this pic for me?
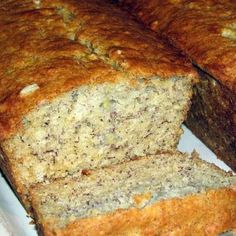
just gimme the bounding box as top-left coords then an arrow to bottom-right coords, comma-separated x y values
119,0 -> 236,171
0,0 -> 196,211
30,152 -> 236,236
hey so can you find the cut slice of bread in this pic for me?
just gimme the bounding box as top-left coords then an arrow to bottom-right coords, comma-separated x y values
30,152 -> 236,236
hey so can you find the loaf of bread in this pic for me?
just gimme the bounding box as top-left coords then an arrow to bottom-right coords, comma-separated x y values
119,0 -> 236,171
30,152 -> 236,236
0,0 -> 196,211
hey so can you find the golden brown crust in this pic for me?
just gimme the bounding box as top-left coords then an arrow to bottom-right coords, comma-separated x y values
119,0 -> 236,92
0,0 -> 197,141
32,188 -> 236,236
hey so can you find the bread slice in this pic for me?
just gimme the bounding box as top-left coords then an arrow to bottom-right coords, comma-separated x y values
30,152 -> 236,236
0,0 -> 196,210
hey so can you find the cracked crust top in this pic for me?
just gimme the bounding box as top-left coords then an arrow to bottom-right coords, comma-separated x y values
120,0 -> 236,92
0,0 -> 196,141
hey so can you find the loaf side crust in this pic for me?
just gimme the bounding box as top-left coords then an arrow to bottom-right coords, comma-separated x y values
186,67 -> 236,171
32,188 -> 236,236
0,0 -> 197,140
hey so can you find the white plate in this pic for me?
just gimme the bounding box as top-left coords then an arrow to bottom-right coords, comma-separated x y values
0,125 -> 233,236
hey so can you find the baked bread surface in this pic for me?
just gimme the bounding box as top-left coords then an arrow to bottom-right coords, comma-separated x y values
119,0 -> 236,91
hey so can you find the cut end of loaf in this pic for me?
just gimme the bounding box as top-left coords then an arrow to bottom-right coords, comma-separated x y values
29,152 -> 236,235
2,76 -> 192,201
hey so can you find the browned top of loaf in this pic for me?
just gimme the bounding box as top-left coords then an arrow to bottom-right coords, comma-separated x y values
0,0 -> 196,141
120,0 -> 236,92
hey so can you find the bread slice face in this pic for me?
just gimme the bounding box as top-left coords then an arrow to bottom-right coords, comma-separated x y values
1,76 -> 192,210
30,152 -> 236,236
